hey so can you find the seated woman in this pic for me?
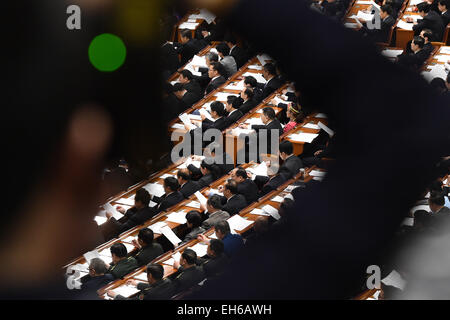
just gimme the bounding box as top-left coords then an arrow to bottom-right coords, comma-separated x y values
181,211 -> 206,244
283,103 -> 304,134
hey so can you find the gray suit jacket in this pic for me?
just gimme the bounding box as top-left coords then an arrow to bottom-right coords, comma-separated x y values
220,56 -> 237,78
202,210 -> 230,230
182,226 -> 206,244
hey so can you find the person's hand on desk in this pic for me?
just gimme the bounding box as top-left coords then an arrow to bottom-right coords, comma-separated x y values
173,259 -> 181,269
239,123 -> 249,129
314,150 -> 323,157
197,234 -> 210,244
126,279 -> 138,287
200,202 -> 207,212
270,98 -> 278,106
116,206 -> 126,214
200,113 -> 206,121
106,290 -> 118,299
132,239 -> 141,249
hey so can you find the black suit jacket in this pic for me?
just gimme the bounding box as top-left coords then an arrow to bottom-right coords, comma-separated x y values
197,173 -> 214,189
442,11 -> 450,27
201,253 -> 229,278
223,109 -> 243,128
205,76 -> 226,95
134,243 -> 164,266
183,81 -> 202,105
279,155 -> 303,180
116,279 -> 174,300
202,116 -> 228,132
363,15 -> 395,43
413,11 -> 445,41
239,99 -> 257,114
252,119 -> 283,155
170,266 -> 205,295
397,48 -> 430,70
230,45 -> 248,69
153,191 -> 185,213
180,180 -> 200,198
257,77 -> 283,99
174,39 -> 203,66
112,207 -> 154,235
221,194 -> 248,215
258,174 -> 287,198
237,179 -> 259,204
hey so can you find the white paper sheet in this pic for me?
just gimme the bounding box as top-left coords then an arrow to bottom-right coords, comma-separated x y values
288,132 -> 319,143
303,123 -> 320,129
397,20 -> 414,30
148,221 -> 168,234
381,49 -> 403,58
309,170 -> 327,177
250,208 -> 270,216
262,205 -> 281,220
165,211 -> 188,225
94,216 -> 108,226
104,203 -> 124,220
115,197 -> 135,206
186,201 -> 201,209
227,215 -> 254,232
318,121 -> 335,137
271,196 -> 284,203
161,226 -> 182,246
113,284 -> 140,298
83,250 -> 100,264
142,183 -> 165,198
195,191 -> 208,206
189,243 -> 208,257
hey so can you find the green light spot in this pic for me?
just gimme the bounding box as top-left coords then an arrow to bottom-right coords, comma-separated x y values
88,33 -> 127,72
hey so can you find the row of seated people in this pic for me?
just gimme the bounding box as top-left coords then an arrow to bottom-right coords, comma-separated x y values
78,183 -> 300,300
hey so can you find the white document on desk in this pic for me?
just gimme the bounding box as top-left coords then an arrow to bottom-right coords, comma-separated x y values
115,197 -> 135,206
288,132 -> 319,143
171,123 -> 185,130
440,47 -> 450,54
215,92 -> 230,102
231,128 -> 255,136
195,191 -> 208,206
165,211 -> 188,225
160,173 -> 175,179
309,170 -> 327,177
83,250 -> 100,264
248,65 -> 263,70
178,22 -> 199,30
356,10 -> 374,22
191,55 -> 208,68
245,117 -> 264,126
271,196 -> 284,203
242,72 -> 266,84
225,81 -> 245,91
250,208 -> 270,216
179,113 -> 197,130
189,243 -> 208,257
133,272 -> 148,281
318,121 -> 334,137
397,20 -> 414,30
113,284 -> 140,298
94,215 -> 108,226
262,205 -> 281,220
381,49 -> 403,58
104,203 -> 124,220
142,183 -> 165,198
186,200 -> 201,209
198,9 -> 216,24
227,215 -> 254,232
148,221 -> 167,234
199,108 -> 215,122
303,123 -> 320,129
247,161 -> 268,178
161,226 -> 182,246
434,55 -> 450,63
344,22 -> 358,29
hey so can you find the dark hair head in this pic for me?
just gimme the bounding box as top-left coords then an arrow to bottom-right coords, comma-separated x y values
179,69 -> 193,80
135,188 -> 151,206
244,76 -> 257,87
138,228 -> 154,245
146,263 -> 164,280
110,243 -> 128,258
412,36 -> 425,48
417,2 -> 431,13
210,61 -> 225,77
263,63 -> 277,76
214,220 -> 231,235
180,29 -> 192,39
206,52 -> 219,63
262,107 -> 276,120
227,95 -> 237,106
172,83 -> 185,93
186,210 -> 202,228
429,191 -> 445,206
209,239 -> 224,255
207,194 -> 223,210
182,248 -> 197,265
177,169 -> 191,181
225,179 -> 238,194
200,160 -> 221,180
414,210 -> 432,228
224,33 -> 237,45
164,176 -> 179,192
439,0 -> 450,8
210,101 -> 226,117
430,78 -> 447,93
244,88 -> 255,99
216,42 -> 230,56
421,29 -> 433,41
380,4 -> 393,15
235,168 -> 248,180
279,140 -> 294,155
280,198 -> 295,217
253,216 -> 269,234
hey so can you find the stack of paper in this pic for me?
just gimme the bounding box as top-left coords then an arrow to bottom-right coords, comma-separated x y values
262,205 -> 281,220
288,132 -> 319,143
356,10 -> 374,22
161,226 -> 182,246
256,54 -> 273,65
434,55 -> 450,63
421,64 -> 448,82
195,191 -> 208,206
186,201 -> 201,209
397,20 -> 414,30
115,197 -> 135,206
104,203 -> 124,220
83,250 -> 100,264
227,215 -> 254,232
247,161 -> 268,178
250,208 -> 270,216
148,221 -> 167,234
189,243 -> 208,257
165,211 -> 188,225
245,117 -> 264,126
381,49 -> 403,58
142,183 -> 165,198
163,251 -> 182,266
178,22 -> 199,30
113,284 -> 140,298
242,72 -> 266,84
215,92 -> 231,102
303,123 -> 320,129
248,65 -> 263,70
440,47 -> 450,54
198,9 -> 216,24
271,196 -> 284,203
309,170 -> 327,177
190,55 -> 208,68
94,216 -> 108,226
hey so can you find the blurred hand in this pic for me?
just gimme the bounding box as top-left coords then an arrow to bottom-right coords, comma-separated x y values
107,290 -> 117,298
131,239 -> 140,249
126,279 -> 138,287
116,206 -> 126,214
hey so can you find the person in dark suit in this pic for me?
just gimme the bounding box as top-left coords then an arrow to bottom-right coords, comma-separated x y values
196,52 -> 219,88
181,210 -> 206,244
255,162 -> 287,198
429,191 -> 450,225
397,36 -> 430,70
223,95 -> 244,128
256,63 -> 283,99
200,194 -> 231,229
205,62 -> 227,95
219,179 -> 248,215
359,5 -> 395,43
204,142 -> 235,176
438,0 -> 450,26
108,264 -> 173,300
161,42 -> 181,78
151,177 -> 185,214
239,107 -> 283,156
245,216 -> 270,247
230,167 -> 259,204
216,42 -> 238,78
173,29 -> 204,66
106,188 -> 153,237
130,228 -> 164,267
199,239 -> 229,279
198,220 -> 244,258
278,140 -> 303,179
178,69 -> 202,106
177,168 -> 200,198
107,243 -> 139,279
224,34 -> 249,69
410,2 -> 445,41
188,159 -> 222,188
238,88 -> 257,114
172,83 -> 198,111
403,29 -> 435,61
78,258 -> 114,300
171,249 -> 205,295
244,76 -> 264,103
200,101 -> 228,131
